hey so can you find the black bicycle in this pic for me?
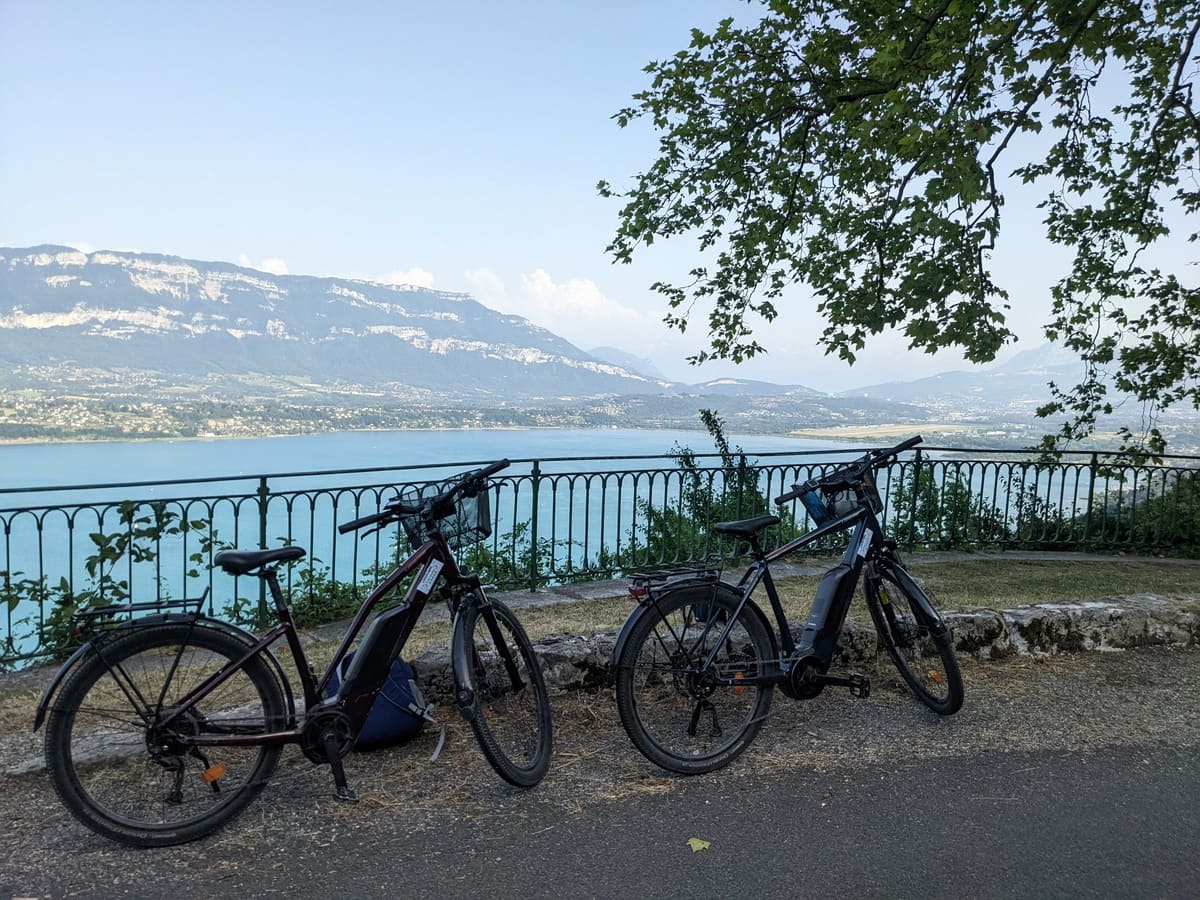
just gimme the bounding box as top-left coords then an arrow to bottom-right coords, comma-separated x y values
610,436 -> 963,775
35,460 -> 553,847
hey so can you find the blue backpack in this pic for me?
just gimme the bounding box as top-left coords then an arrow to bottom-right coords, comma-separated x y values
327,652 -> 431,750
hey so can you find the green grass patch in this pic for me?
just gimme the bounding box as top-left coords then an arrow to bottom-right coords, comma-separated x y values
901,558 -> 1200,611
511,557 -> 1200,639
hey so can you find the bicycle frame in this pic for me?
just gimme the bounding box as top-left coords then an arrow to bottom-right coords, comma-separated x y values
746,507 -> 872,660
123,531 -> 471,750
645,503 -> 892,691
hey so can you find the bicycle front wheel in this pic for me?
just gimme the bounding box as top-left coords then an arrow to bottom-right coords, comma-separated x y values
44,623 -> 288,847
614,584 -> 775,775
865,564 -> 964,715
455,597 -> 552,787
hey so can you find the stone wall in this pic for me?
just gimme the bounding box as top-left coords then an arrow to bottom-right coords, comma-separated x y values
412,595 -> 1200,701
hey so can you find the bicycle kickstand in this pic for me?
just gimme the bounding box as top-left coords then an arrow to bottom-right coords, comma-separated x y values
322,729 -> 359,803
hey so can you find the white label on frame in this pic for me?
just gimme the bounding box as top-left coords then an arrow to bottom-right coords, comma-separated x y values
416,559 -> 444,595
857,529 -> 873,558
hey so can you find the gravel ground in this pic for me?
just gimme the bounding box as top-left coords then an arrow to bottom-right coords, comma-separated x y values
0,647 -> 1197,898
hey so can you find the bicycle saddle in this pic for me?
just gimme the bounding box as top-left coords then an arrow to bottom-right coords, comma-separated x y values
713,515 -> 781,539
214,546 -> 306,575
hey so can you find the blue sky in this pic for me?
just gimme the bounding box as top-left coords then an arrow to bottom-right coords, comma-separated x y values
1,1 -> 1081,389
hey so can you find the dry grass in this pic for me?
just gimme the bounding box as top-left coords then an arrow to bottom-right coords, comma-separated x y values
192,647 -> 1200,836
0,685 -> 40,734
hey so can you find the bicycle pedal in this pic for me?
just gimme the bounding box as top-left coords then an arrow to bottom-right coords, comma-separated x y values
848,674 -> 870,699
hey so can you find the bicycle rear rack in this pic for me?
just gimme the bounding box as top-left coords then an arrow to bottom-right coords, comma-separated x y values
73,589 -> 210,632
627,565 -> 722,600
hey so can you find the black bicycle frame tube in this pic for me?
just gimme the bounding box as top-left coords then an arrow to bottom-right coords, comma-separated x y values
793,517 -> 873,661
150,622 -> 293,736
698,506 -> 888,684
166,533 -> 464,749
311,535 -> 457,700
762,505 -> 868,564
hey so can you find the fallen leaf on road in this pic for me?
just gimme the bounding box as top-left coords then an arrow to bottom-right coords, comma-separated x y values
687,837 -> 711,853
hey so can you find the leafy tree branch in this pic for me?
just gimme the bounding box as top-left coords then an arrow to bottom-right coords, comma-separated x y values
601,0 -> 1199,455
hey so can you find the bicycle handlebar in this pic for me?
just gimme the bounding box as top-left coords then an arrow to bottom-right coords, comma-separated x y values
475,458 -> 510,480
773,435 -> 922,506
336,459 -> 511,535
338,510 -> 387,535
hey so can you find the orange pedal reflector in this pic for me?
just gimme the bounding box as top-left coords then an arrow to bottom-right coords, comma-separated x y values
733,672 -> 745,696
203,764 -> 228,784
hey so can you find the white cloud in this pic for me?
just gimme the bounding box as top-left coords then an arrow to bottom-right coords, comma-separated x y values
463,268 -> 508,308
520,269 -> 644,330
236,254 -> 289,275
380,267 -> 435,288
464,267 -> 656,353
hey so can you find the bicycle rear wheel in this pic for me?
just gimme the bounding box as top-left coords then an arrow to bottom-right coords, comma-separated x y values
614,584 -> 775,775
44,623 -> 288,847
865,564 -> 963,715
455,597 -> 552,787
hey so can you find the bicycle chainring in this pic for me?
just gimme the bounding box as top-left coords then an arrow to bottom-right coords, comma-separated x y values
785,655 -> 827,700
301,710 -> 356,764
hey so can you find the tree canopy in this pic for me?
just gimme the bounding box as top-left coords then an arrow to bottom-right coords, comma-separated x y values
600,1 -> 1199,454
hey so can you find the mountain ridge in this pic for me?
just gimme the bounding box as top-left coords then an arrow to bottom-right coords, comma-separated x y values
8,244 -> 1192,452
0,244 -> 665,398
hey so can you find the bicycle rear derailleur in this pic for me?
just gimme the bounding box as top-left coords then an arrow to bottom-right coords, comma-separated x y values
784,655 -> 870,701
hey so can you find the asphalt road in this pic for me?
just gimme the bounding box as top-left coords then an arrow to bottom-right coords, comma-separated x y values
1,647 -> 1197,899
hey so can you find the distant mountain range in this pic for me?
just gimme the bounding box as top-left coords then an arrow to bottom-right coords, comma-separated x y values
0,245 -> 870,404
587,346 -> 667,380
838,344 -> 1085,409
7,244 -> 1187,445
0,245 -> 668,399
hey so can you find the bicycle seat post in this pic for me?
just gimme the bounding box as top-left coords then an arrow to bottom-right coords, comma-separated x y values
255,565 -> 289,624
746,535 -> 767,562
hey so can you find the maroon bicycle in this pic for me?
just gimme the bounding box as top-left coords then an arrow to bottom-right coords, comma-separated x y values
35,459 -> 552,847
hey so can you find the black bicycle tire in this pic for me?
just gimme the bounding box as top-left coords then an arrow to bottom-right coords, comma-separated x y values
865,565 -> 964,715
44,623 -> 287,847
614,584 -> 775,775
456,597 -> 553,787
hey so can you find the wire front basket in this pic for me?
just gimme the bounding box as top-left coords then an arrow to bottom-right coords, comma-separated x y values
398,472 -> 493,550
802,471 -> 884,525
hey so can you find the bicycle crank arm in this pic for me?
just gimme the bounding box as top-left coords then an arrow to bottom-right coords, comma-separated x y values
805,672 -> 871,698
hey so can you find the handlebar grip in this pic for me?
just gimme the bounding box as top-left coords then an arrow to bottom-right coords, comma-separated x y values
774,487 -> 802,506
478,458 -> 510,479
338,511 -> 384,535
776,475 -> 822,505
893,435 -> 923,453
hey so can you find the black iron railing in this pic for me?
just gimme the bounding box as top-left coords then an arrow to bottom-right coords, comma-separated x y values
3,446 -> 1198,665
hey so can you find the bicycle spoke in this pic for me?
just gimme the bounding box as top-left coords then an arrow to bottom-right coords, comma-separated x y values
616,586 -> 773,773
459,597 -> 552,787
869,566 -> 964,714
45,624 -> 285,847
